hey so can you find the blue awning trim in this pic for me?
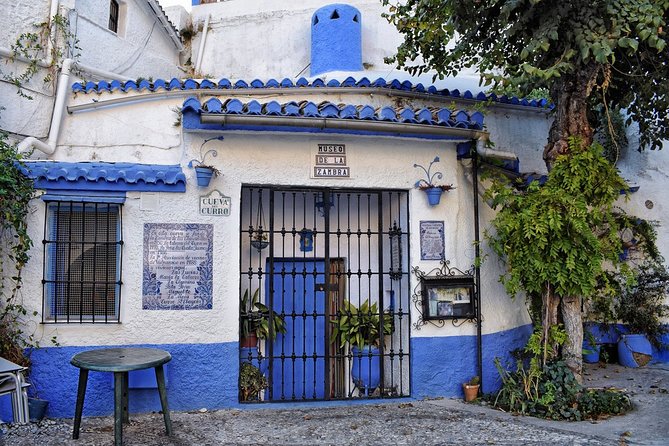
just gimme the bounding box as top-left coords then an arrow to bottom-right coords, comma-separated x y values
72,76 -> 552,109
181,97 -> 485,133
21,162 -> 187,193
41,190 -> 127,203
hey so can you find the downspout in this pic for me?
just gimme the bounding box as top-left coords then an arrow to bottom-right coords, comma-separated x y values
17,58 -> 73,155
194,14 -> 210,75
14,58 -> 131,155
467,136 -> 519,394
472,138 -> 484,396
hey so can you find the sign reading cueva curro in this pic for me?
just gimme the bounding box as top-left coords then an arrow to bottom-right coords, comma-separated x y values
313,144 -> 350,178
199,190 -> 231,216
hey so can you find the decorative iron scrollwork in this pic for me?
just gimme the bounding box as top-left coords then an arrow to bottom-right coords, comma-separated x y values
412,260 -> 478,329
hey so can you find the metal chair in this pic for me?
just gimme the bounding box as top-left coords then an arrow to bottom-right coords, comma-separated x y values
0,359 -> 30,424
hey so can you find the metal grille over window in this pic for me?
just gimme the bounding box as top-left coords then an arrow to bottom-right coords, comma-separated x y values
239,186 -> 411,402
109,0 -> 119,33
42,202 -> 123,323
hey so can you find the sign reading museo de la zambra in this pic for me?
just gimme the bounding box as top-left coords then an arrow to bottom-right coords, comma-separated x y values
314,144 -> 350,178
200,190 -> 231,216
142,223 -> 213,310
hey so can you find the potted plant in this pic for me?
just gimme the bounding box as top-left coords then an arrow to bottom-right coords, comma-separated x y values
239,362 -> 267,401
330,299 -> 393,394
188,142 -> 220,187
615,261 -> 669,367
413,156 -> 455,206
240,288 -> 286,348
463,375 -> 480,402
250,229 -> 269,251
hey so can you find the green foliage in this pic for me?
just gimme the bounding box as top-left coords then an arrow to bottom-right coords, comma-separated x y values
383,0 -> 669,150
0,132 -> 38,366
2,14 -> 80,99
493,328 -> 632,420
240,288 -> 286,341
614,261 -> 669,347
487,140 -> 626,301
239,363 -> 267,401
330,299 -> 393,349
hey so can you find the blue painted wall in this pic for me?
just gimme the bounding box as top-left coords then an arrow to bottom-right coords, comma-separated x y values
0,342 -> 239,421
8,323 -> 668,421
311,4 -> 363,76
411,324 -> 533,398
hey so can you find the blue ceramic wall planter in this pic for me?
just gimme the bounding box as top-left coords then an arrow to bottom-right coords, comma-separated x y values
194,166 -> 216,187
414,156 -> 455,206
188,136 -> 224,187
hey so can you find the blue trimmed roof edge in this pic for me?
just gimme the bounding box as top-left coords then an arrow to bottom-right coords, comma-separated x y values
21,162 -> 187,193
72,76 -> 551,110
182,98 -> 485,131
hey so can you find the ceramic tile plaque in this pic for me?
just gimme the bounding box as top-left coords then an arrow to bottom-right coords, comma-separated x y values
142,223 -> 213,310
420,220 -> 445,260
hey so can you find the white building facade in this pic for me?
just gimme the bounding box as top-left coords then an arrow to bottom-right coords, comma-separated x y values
1,0 -> 667,418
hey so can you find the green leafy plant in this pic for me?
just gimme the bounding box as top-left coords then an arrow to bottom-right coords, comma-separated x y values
239,362 -> 267,401
240,288 -> 286,341
615,261 -> 669,348
0,132 -> 48,366
466,376 -> 480,386
330,299 -> 393,349
492,325 -> 632,420
2,14 -> 80,99
486,140 -> 627,374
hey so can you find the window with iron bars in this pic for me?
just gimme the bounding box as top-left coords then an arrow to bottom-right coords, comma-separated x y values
42,202 -> 123,323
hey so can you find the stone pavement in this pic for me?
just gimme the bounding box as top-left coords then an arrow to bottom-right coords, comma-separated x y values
2,362 -> 667,445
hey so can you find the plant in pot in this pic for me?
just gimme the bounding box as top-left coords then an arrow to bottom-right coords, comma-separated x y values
240,288 -> 286,370
330,299 -> 393,395
615,261 -> 669,367
413,156 -> 455,206
188,137 -> 222,187
463,375 -> 480,402
239,362 -> 267,402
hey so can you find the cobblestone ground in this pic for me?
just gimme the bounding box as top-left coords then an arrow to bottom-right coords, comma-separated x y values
2,401 -> 611,446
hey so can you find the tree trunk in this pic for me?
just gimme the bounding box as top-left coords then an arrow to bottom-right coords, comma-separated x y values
561,295 -> 583,383
541,64 -> 600,380
543,64 -> 600,169
541,283 -> 559,367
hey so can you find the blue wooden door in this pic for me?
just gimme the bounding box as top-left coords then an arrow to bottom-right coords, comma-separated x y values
266,259 -> 326,400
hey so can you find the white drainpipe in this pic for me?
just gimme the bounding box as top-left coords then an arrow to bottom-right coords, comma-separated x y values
194,14 -> 210,74
475,138 -> 518,161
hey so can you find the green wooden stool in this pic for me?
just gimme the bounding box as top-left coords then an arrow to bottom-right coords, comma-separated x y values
71,348 -> 172,446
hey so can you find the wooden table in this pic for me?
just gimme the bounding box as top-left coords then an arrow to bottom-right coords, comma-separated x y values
70,348 -> 172,446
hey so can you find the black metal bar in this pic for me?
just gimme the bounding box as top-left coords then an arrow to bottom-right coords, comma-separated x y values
377,191 -> 385,396
268,187 -> 275,400
323,189 -> 331,399
116,203 -> 123,324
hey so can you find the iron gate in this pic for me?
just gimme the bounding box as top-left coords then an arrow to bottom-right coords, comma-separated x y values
239,186 -> 411,402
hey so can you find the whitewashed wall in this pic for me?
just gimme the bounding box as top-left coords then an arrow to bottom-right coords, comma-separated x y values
19,83 -> 556,347
73,0 -> 182,78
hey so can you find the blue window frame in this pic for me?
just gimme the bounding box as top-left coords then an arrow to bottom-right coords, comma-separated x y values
42,201 -> 123,323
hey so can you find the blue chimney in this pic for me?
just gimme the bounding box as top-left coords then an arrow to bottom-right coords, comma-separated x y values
311,4 -> 362,76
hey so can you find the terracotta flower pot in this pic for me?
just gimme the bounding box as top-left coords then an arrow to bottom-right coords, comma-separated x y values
463,384 -> 480,402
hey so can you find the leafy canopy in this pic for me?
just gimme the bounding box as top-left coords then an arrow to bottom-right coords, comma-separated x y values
383,0 -> 669,150
487,140 -> 627,299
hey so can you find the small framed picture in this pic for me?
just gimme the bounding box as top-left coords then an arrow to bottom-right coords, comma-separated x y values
421,275 -> 475,320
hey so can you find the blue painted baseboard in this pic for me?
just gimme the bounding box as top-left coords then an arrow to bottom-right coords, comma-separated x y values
10,342 -> 239,421
1,324 -> 538,420
411,324 -> 533,398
